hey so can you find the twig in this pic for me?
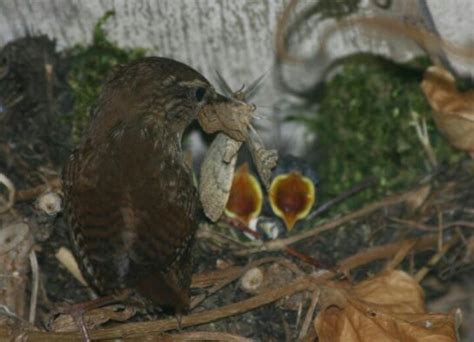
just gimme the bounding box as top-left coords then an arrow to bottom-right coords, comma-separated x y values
414,235 -> 460,282
437,206 -> 444,251
220,216 -> 262,240
235,187 -> 422,256
384,239 -> 418,271
197,223 -> 250,250
298,289 -> 319,340
29,250 -> 39,324
0,275 -> 326,341
191,266 -> 244,289
337,235 -> 438,273
166,331 -> 253,342
409,110 -> 438,169
284,246 -> 322,268
389,217 -> 435,231
390,218 -> 474,231
306,176 -> 377,221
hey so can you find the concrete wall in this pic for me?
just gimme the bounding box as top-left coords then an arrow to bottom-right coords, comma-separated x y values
1,1 -> 472,152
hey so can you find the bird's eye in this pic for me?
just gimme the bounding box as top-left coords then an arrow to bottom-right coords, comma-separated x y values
195,87 -> 206,102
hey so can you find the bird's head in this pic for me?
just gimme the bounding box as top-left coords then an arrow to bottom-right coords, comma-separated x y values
90,57 -> 254,143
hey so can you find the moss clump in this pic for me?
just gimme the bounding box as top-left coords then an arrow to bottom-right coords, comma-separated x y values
296,57 -> 463,208
67,11 -> 146,143
312,0 -> 361,19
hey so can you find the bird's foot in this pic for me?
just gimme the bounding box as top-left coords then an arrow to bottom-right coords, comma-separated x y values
51,289 -> 132,342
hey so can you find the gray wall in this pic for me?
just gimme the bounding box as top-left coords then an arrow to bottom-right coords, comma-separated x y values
1,0 -> 472,152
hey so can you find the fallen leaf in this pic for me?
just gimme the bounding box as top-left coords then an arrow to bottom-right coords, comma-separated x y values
421,65 -> 474,158
315,270 -> 457,341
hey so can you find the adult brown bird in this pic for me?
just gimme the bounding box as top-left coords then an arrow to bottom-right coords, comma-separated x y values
63,57 -> 254,314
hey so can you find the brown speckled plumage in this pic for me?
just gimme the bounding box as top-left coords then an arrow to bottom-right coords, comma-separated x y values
63,57 -> 253,313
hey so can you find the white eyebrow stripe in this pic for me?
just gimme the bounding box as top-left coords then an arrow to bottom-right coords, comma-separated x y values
162,75 -> 177,86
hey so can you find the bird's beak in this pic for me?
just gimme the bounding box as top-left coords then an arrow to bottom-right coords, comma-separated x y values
197,93 -> 254,141
269,172 -> 316,230
225,163 -> 263,225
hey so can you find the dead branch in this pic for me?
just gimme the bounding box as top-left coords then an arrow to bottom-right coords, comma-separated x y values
414,235 -> 460,282
0,274 -> 325,341
337,234 -> 439,273
29,250 -> 39,323
164,331 -> 253,342
298,289 -> 319,339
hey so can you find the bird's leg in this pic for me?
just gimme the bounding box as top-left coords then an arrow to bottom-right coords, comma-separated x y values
54,289 -> 132,342
175,313 -> 184,331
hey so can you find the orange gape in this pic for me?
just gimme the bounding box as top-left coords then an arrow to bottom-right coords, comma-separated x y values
269,171 -> 315,230
225,163 -> 263,226
421,65 -> 474,158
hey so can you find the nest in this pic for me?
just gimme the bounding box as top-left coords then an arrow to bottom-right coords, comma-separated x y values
2,153 -> 473,340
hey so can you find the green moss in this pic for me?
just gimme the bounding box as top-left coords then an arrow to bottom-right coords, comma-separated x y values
67,11 -> 146,143
312,0 -> 360,19
294,57 -> 463,209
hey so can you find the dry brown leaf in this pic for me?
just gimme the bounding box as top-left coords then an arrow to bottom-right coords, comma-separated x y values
315,270 -> 457,342
421,65 -> 474,158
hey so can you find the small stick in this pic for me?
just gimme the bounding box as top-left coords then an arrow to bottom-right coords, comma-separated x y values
167,331 -> 253,342
284,247 -> 323,268
338,235 -> 438,273
298,289 -> 319,340
307,176 -> 378,221
437,207 -> 444,251
5,275 -> 326,341
384,239 -> 417,271
28,250 -> 39,324
220,216 -> 262,240
414,235 -> 459,282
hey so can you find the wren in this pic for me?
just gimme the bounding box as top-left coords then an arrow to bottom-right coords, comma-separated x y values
63,57 -> 254,313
